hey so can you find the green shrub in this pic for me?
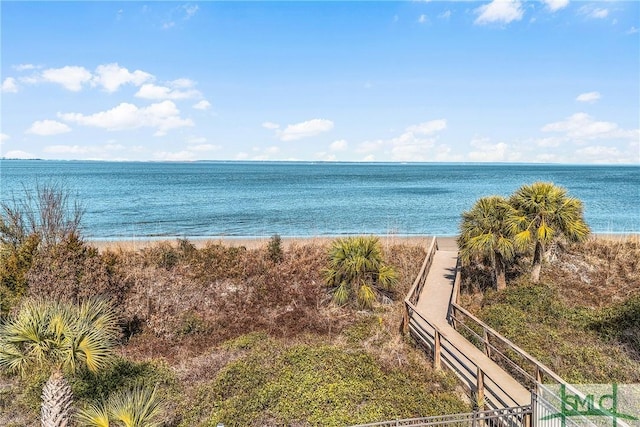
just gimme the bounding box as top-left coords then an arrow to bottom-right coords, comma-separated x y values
181,340 -> 468,427
267,234 -> 284,263
590,295 -> 640,355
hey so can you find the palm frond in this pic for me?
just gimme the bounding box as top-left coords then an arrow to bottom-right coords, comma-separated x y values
76,401 -> 110,427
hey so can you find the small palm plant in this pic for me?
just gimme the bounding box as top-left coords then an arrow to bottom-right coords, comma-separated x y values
323,236 -> 398,309
76,384 -> 163,427
457,196 -> 515,291
0,297 -> 120,427
509,182 -> 590,283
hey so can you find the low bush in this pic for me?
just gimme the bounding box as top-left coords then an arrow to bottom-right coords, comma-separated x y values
179,336 -> 468,427
26,234 -> 129,305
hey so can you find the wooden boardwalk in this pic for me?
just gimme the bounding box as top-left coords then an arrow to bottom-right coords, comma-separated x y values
407,239 -> 531,409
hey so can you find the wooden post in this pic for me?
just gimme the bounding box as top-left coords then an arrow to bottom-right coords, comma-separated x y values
483,328 -> 491,357
476,367 -> 485,409
434,329 -> 442,370
402,304 -> 410,335
535,366 -> 543,394
451,306 -> 458,330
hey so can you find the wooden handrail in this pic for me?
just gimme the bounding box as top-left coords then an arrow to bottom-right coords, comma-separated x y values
402,241 -> 631,426
449,302 -> 565,385
405,236 -> 438,306
406,300 -> 522,409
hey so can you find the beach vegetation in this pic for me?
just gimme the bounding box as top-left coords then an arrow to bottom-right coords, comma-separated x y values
508,182 -> 590,283
76,383 -> 163,427
323,236 -> 398,309
0,297 -> 120,426
461,237 -> 640,383
457,196 -> 515,291
26,232 -> 128,305
0,182 -> 84,250
459,182 -> 590,290
266,233 -> 284,263
178,335 -> 468,427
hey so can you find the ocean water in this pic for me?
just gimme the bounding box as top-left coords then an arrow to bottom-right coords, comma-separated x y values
1,160 -> 638,239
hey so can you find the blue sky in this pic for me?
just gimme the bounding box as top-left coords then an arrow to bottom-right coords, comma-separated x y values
1,1 -> 638,163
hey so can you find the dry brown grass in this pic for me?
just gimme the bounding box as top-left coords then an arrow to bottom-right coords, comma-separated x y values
103,239 -> 427,365
543,236 -> 640,308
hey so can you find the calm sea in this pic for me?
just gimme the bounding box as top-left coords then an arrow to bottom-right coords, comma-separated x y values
1,160 -> 638,239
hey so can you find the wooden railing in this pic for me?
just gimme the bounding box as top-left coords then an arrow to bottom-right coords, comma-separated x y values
406,236 -> 438,306
448,303 -> 564,391
402,237 -> 438,334
406,300 -> 524,410
351,405 -> 532,427
446,263 -> 632,427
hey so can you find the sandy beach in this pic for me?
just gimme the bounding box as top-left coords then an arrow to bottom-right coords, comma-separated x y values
89,235 -> 455,252
87,233 -> 637,253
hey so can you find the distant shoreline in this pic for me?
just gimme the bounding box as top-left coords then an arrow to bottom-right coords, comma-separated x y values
88,233 -> 638,252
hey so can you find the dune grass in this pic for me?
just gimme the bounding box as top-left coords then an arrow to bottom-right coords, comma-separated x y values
461,238 -> 640,384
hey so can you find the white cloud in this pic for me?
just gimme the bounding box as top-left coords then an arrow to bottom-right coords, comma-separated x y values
278,119 -> 334,141
475,0 -> 524,25
418,14 -> 428,24
356,140 -> 384,154
163,22 -> 176,30
0,133 -> 9,142
541,0 -> 569,12
438,10 -> 451,19
44,145 -> 91,154
193,100 -> 211,110
362,154 -> 376,162
41,66 -> 92,91
406,119 -> 447,135
170,78 -> 196,88
315,152 -> 337,162
467,137 -> 514,162
580,5 -> 609,19
135,83 -> 200,100
1,77 -> 18,93
3,150 -> 34,159
244,145 -> 281,160
542,113 -> 637,141
183,4 -> 199,19
329,139 -> 348,152
92,63 -> 153,92
186,136 -> 207,144
535,136 -> 564,148
628,27 -> 639,35
58,101 -> 194,135
576,145 -> 621,158
355,119 -> 447,161
576,91 -> 601,103
26,120 -> 72,136
262,121 -> 280,130
13,64 -> 38,71
589,8 -> 608,19
189,144 -> 221,152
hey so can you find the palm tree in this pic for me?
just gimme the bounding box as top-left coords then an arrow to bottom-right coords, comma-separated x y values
76,384 -> 163,427
509,182 -> 590,283
0,297 -> 120,427
323,236 -> 398,309
457,196 -> 515,291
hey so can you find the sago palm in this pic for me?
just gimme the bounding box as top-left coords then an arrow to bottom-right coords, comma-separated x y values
0,297 -> 120,427
457,196 -> 515,291
323,236 -> 398,309
76,384 -> 163,427
509,182 -> 590,283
